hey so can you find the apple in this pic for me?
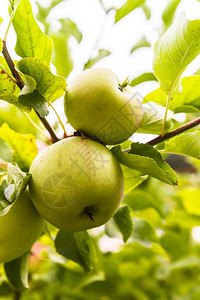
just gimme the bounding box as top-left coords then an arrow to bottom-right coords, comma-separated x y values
64,68 -> 143,145
0,189 -> 44,263
29,137 -> 124,232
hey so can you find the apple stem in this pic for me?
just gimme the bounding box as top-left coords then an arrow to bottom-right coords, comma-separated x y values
118,77 -> 130,92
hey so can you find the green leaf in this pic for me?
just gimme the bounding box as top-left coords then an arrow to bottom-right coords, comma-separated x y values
0,57 -> 24,109
123,190 -> 163,216
51,32 -> 73,78
4,251 -> 29,292
130,36 -> 151,53
12,0 -> 53,66
0,16 -> 3,25
137,102 -> 173,134
17,58 -> 66,103
121,165 -> 148,194
0,39 -> 2,52
153,14 -> 200,94
113,205 -> 133,243
133,218 -> 158,243
141,3 -> 151,20
0,123 -> 37,171
162,0 -> 182,27
130,72 -> 157,87
55,231 -> 96,272
160,231 -> 188,260
178,189 -> 200,216
84,49 -> 111,70
60,18 -> 82,43
111,143 -> 178,185
143,76 -> 200,113
0,181 -> 11,212
165,131 -> 200,159
115,0 -> 146,23
0,138 -> 13,163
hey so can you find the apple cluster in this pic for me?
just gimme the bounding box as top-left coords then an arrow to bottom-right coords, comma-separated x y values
0,68 -> 143,263
29,68 -> 143,232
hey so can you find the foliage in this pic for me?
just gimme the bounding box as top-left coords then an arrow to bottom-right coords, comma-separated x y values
0,0 -> 200,299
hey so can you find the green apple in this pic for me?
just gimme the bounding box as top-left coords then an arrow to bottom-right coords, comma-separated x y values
0,189 -> 44,263
64,68 -> 143,145
29,137 -> 124,232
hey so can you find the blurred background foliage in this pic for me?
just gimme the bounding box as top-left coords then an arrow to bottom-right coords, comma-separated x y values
1,0 -> 200,299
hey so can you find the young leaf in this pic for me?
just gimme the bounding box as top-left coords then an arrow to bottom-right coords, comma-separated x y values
17,58 -> 66,102
0,123 -> 37,171
165,131 -> 200,159
55,230 -> 96,272
0,138 -> 13,163
12,0 -> 53,66
153,14 -> 200,94
84,49 -> 111,70
137,102 -> 173,134
162,0 -> 182,27
111,143 -> 178,185
113,205 -> 133,243
130,36 -> 151,53
4,251 -> 30,292
115,0 -> 146,23
143,76 -> 200,113
0,181 -> 11,212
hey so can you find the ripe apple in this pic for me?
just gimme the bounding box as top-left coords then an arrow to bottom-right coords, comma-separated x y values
29,137 -> 124,232
64,68 -> 143,145
0,189 -> 44,263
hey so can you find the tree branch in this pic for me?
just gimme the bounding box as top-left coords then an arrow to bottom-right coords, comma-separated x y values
2,41 -> 59,143
147,116 -> 200,146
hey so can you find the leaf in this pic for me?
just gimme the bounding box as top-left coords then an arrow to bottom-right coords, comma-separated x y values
153,14 -> 200,94
84,49 -> 111,70
160,231 -> 188,259
123,190 -> 163,216
178,189 -> 200,216
143,76 -> 200,113
133,218 -> 158,243
12,0 -> 53,66
113,205 -> 133,243
115,0 -> 146,23
0,181 -> 11,212
111,143 -> 178,185
17,58 -> 66,102
55,231 -> 96,272
162,0 -> 182,27
0,123 -> 37,171
137,102 -> 173,134
130,36 -> 151,53
141,3 -> 151,20
4,251 -> 29,292
0,57 -> 23,109
130,72 -> 157,87
60,18 -> 82,43
121,165 -> 148,194
0,138 -> 13,163
51,32 -> 73,78
165,131 -> 200,159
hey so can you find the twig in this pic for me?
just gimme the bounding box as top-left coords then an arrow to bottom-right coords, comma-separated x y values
147,116 -> 200,146
2,41 -> 60,143
13,290 -> 21,300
